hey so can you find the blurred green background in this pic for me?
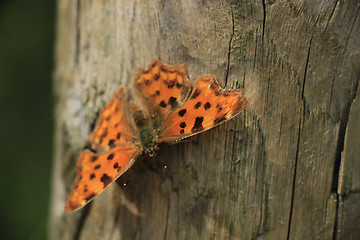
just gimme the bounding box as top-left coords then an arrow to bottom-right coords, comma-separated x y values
0,0 -> 55,239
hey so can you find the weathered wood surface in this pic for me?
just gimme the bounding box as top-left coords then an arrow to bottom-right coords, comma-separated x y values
50,1 -> 360,239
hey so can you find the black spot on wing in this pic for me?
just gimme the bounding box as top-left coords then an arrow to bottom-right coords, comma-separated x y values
168,96 -> 178,108
144,79 -> 151,86
94,164 -> 101,170
91,156 -> 98,162
210,81 -> 218,91
108,139 -> 115,147
180,122 -> 186,128
194,102 -> 201,109
90,173 -> 96,180
160,66 -> 168,73
85,193 -> 96,202
191,89 -> 201,99
107,153 -> 114,160
114,162 -> 121,172
100,174 -> 112,187
168,80 -> 175,88
223,91 -> 230,97
160,101 -> 167,108
175,82 -> 182,88
204,102 -> 211,110
150,61 -> 157,68
178,109 -> 186,117
192,117 -> 204,132
214,114 -> 226,125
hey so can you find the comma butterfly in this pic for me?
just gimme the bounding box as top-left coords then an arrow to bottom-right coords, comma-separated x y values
64,59 -> 248,212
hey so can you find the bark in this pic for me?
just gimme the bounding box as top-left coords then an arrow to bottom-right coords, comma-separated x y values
50,1 -> 360,239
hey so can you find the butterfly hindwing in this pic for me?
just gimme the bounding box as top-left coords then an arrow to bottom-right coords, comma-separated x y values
158,75 -> 248,142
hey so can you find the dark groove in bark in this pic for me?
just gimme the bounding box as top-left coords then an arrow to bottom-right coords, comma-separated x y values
332,194 -> 340,240
331,9 -> 360,237
331,67 -> 360,240
74,205 -> 91,240
262,0 -> 266,39
344,5 -> 359,50
75,0 -> 81,65
286,37 -> 312,240
225,8 -> 234,86
325,0 -> 339,30
163,197 -> 170,240
301,38 -> 312,100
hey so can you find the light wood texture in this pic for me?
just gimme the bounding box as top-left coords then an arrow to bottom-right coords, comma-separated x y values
50,1 -> 360,239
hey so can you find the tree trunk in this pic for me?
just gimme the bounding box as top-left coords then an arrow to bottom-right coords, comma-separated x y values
50,1 -> 360,239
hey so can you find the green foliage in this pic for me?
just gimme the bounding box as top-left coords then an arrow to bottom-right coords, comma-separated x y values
0,0 -> 55,239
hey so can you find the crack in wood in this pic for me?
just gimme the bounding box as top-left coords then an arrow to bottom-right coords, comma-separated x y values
225,8 -> 235,87
286,116 -> 302,240
330,8 -> 360,235
223,128 -> 229,165
286,36 -> 312,240
262,0 -> 266,39
344,4 -> 360,50
256,157 -> 269,239
75,0 -> 81,65
325,0 -> 339,31
331,57 -> 360,240
230,128 -> 237,163
74,204 -> 91,240
163,197 -> 170,240
301,37 -> 312,100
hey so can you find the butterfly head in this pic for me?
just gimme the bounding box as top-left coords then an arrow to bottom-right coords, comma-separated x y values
139,128 -> 158,157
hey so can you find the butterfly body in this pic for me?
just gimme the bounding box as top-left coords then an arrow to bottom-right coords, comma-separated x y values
65,59 -> 248,212
139,128 -> 157,157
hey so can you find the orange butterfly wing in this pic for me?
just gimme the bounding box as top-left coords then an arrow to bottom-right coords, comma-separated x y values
88,86 -> 137,150
65,86 -> 142,212
158,75 -> 247,142
64,145 -> 140,212
65,59 -> 247,212
134,59 -> 192,129
135,60 -> 247,142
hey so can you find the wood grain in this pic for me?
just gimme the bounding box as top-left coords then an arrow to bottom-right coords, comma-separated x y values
50,0 -> 360,239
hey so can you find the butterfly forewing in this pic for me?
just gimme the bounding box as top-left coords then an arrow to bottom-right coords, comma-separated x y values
134,59 -> 192,128
64,144 -> 141,212
88,86 -> 137,151
65,86 -> 143,212
158,75 -> 248,142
